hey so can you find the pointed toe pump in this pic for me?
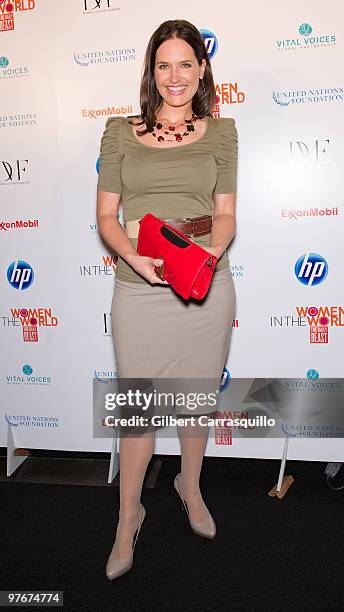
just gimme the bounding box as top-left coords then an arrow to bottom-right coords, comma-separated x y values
105,503 -> 146,580
174,473 -> 216,539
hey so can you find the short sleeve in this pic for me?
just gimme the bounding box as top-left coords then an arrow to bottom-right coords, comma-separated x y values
213,118 -> 238,194
97,117 -> 123,194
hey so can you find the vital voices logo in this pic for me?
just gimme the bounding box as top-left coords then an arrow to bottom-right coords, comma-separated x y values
276,23 -> 336,51
272,87 -> 343,107
294,253 -> 328,287
0,113 -> 38,128
0,159 -> 30,184
82,104 -> 133,119
0,56 -> 29,79
74,47 -> 135,67
5,364 -> 53,386
307,368 -> 319,380
83,0 -> 119,14
199,29 -> 218,59
7,260 -> 34,290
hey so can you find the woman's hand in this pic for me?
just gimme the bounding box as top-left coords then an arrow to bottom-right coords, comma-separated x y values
126,254 -> 169,285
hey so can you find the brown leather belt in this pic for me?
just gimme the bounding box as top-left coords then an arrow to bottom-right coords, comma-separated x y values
125,215 -> 212,239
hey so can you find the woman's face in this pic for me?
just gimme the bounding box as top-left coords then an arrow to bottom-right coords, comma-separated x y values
154,37 -> 206,109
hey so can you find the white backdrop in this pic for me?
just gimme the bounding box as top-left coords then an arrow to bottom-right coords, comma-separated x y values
1,0 -> 343,461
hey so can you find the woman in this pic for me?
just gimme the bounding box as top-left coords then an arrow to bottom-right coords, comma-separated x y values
97,19 -> 238,580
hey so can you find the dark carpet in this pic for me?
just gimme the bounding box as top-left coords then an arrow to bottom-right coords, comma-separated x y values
1,455 -> 343,612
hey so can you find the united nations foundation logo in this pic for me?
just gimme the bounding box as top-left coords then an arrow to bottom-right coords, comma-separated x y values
5,414 -> 59,427
74,47 -> 135,67
273,87 -> 343,107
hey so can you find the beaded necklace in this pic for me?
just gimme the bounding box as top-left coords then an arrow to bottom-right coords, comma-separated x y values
148,113 -> 201,143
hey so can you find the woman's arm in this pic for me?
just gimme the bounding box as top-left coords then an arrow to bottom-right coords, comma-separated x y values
204,192 -> 236,258
97,190 -> 168,284
97,190 -> 136,261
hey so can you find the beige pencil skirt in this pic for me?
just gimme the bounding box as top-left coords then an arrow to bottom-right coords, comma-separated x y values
111,266 -> 236,421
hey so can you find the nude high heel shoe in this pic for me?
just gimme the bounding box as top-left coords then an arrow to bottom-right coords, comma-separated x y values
105,503 -> 146,580
173,473 -> 216,539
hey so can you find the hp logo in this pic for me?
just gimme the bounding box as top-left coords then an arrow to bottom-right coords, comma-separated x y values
294,253 -> 328,286
7,260 -> 34,290
199,29 -> 218,59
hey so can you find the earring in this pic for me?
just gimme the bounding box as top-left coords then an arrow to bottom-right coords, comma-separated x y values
200,79 -> 206,93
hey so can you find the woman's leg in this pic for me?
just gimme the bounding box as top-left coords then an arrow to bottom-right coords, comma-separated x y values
177,420 -> 212,523
111,430 -> 155,558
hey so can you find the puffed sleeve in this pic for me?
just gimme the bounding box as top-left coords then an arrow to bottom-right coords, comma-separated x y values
97,117 -> 123,194
213,117 -> 238,194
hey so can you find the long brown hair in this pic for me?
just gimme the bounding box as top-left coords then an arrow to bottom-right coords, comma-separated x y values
130,20 -> 216,135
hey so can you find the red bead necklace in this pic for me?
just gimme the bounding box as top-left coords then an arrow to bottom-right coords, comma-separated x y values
149,113 -> 200,143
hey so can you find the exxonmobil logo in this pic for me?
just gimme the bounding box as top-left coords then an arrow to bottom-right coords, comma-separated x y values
0,218 -> 39,231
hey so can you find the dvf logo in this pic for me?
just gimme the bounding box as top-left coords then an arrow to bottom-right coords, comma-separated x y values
7,260 -> 34,290
294,253 -> 328,286
199,29 -> 218,59
84,0 -> 111,9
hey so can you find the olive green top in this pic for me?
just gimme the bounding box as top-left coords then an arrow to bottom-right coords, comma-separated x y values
97,115 -> 238,284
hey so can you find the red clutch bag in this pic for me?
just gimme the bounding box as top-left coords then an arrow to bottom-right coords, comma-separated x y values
137,213 -> 217,300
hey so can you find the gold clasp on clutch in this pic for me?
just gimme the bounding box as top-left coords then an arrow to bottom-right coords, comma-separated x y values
154,259 -> 165,280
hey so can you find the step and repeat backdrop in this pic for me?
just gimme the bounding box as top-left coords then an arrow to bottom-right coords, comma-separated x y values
1,0 -> 343,461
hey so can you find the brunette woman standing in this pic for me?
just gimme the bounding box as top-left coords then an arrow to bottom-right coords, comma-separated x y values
97,19 -> 238,579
